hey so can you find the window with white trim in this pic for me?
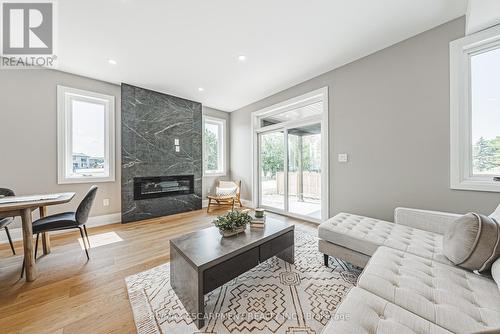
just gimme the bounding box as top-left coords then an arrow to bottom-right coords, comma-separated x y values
203,116 -> 226,175
57,86 -> 115,184
450,25 -> 500,192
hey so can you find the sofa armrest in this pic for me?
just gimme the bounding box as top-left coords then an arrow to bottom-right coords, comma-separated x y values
394,207 -> 461,235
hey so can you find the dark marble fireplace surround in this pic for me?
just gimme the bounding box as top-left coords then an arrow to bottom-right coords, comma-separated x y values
121,84 -> 202,223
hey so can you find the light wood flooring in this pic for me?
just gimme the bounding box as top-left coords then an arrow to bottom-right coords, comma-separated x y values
0,208 -> 317,334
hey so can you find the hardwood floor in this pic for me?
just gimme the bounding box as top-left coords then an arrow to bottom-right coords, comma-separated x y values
0,208 -> 318,334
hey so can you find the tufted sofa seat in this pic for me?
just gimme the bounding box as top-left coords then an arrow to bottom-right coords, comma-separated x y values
323,287 -> 453,334
318,213 -> 452,266
358,247 -> 500,334
320,205 -> 500,334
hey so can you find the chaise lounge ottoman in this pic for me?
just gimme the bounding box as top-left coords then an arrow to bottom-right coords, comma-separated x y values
318,208 -> 461,267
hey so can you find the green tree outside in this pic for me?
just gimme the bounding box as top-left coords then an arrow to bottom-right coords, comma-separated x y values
473,136 -> 500,173
261,133 -> 284,179
489,136 -> 500,166
261,133 -> 320,178
205,128 -> 218,171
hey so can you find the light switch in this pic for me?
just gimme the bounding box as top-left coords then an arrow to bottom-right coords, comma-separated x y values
175,146 -> 180,152
103,198 -> 110,207
338,153 -> 348,162
174,138 -> 179,145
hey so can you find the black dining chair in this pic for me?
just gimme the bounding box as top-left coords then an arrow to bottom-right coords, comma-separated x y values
0,188 -> 16,255
21,186 -> 98,277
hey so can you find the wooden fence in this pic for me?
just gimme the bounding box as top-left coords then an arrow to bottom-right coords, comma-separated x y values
276,171 -> 321,199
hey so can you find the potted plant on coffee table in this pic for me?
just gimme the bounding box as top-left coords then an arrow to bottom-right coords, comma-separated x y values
213,210 -> 252,237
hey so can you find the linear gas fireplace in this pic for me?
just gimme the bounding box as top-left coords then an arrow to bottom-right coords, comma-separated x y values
134,175 -> 194,200
121,84 -> 202,223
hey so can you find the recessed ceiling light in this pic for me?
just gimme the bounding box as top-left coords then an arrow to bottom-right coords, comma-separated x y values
198,87 -> 205,92
237,55 -> 247,62
108,59 -> 117,65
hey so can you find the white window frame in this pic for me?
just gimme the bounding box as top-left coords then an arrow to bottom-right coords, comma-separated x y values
202,116 -> 227,176
57,85 -> 116,184
450,25 -> 500,192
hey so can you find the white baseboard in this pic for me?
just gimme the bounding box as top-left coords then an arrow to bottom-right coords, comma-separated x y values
86,212 -> 122,228
0,212 -> 121,245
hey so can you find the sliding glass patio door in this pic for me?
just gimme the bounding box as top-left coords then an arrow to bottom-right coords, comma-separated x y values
287,123 -> 322,220
259,130 -> 285,210
254,88 -> 328,222
258,121 -> 323,222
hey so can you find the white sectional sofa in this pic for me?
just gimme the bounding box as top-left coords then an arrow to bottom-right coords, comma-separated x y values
319,207 -> 500,334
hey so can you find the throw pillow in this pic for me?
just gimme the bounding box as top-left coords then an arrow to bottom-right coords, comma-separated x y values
443,213 -> 500,272
215,186 -> 237,197
492,257 -> 500,291
219,181 -> 237,189
490,204 -> 500,222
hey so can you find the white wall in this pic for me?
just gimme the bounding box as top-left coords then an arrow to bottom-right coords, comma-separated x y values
230,17 -> 500,222
0,70 -> 122,228
467,0 -> 500,34
0,70 -> 228,230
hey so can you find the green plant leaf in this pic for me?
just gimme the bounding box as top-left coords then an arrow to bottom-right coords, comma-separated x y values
213,210 -> 252,231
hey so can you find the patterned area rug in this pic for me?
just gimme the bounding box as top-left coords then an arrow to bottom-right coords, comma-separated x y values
125,230 -> 362,334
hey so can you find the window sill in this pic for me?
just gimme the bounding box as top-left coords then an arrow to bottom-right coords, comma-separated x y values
58,176 -> 116,185
203,172 -> 227,178
451,179 -> 500,193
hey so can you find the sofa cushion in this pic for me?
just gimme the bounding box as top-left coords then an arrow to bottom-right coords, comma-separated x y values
443,213 -> 500,272
318,213 -> 452,265
322,287 -> 452,334
357,246 -> 500,334
443,213 -> 480,264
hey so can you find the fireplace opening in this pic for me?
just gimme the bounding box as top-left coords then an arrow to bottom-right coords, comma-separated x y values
134,175 -> 194,200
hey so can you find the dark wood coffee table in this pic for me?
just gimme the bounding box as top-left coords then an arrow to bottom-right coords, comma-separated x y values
170,218 -> 294,328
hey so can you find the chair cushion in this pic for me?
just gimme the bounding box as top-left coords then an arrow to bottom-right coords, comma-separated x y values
443,213 -> 500,272
219,181 -> 238,188
318,213 -> 451,265
357,246 -> 500,334
32,212 -> 78,233
215,186 -> 237,197
323,287 -> 452,334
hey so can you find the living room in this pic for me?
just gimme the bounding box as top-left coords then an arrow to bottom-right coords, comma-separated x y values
0,0 -> 500,333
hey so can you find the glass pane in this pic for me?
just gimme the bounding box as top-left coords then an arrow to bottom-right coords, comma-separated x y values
71,100 -> 106,177
260,131 -> 285,210
260,101 -> 322,128
471,47 -> 500,176
204,121 -> 220,172
287,124 -> 321,219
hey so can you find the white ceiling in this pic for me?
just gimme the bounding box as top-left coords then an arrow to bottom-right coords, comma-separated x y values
56,0 -> 467,111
